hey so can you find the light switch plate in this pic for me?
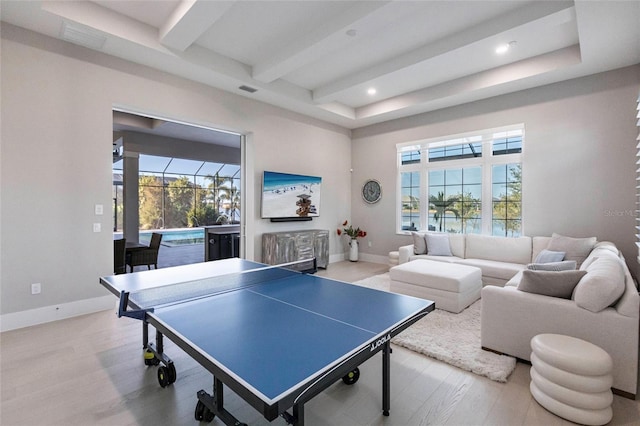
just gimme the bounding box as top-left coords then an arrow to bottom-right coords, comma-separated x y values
93,223 -> 101,233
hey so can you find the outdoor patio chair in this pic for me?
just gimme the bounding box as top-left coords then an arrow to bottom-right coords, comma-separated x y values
127,232 -> 162,272
113,238 -> 127,274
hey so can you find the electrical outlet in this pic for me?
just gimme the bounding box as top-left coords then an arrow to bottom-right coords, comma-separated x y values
368,241 -> 372,247
31,283 -> 41,295
95,204 -> 103,215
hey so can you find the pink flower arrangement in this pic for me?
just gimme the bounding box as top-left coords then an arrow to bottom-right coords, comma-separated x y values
337,220 -> 367,239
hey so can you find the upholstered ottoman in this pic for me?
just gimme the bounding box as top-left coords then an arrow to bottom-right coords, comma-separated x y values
389,259 -> 481,313
530,334 -> 613,426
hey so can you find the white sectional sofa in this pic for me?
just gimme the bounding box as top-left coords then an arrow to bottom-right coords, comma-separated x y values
398,232 -> 639,398
399,233 -> 553,286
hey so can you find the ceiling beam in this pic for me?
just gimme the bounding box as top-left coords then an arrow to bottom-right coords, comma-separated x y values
355,45 -> 582,121
312,0 -> 575,104
159,0 -> 235,51
251,1 -> 391,84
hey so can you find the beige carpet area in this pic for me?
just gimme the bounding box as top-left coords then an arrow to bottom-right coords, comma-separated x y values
352,273 -> 516,383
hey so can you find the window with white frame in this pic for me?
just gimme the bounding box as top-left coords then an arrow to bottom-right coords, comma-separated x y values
397,125 -> 523,236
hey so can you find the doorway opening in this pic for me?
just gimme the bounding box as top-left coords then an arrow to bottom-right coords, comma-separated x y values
112,110 -> 242,270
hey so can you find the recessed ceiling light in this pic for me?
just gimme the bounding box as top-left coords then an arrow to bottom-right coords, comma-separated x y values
367,88 -> 377,95
495,44 -> 509,54
496,41 -> 517,55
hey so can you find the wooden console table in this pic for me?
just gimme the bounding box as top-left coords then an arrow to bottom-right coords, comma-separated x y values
262,229 -> 329,269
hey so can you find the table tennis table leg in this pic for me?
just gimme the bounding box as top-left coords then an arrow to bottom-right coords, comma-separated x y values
293,403 -> 304,425
142,320 -> 148,349
142,321 -> 159,366
195,378 -> 248,425
140,322 -> 177,387
382,341 -> 391,416
281,403 -> 304,425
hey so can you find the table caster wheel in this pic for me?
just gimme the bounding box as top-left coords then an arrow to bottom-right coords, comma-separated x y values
195,400 -> 206,421
167,363 -> 177,384
342,367 -> 360,385
195,400 -> 204,421
195,401 -> 215,422
203,407 -> 215,422
158,366 -> 171,387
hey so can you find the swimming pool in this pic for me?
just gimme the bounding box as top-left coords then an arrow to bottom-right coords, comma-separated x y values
139,229 -> 205,246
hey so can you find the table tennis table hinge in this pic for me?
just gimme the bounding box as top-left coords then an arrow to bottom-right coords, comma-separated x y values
117,290 -> 153,320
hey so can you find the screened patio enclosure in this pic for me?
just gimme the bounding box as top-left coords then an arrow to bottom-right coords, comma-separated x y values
113,154 -> 240,233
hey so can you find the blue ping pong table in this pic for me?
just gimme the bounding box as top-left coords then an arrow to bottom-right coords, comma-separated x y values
100,258 -> 434,425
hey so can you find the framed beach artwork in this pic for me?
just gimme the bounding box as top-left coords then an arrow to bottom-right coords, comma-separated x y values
261,171 -> 322,219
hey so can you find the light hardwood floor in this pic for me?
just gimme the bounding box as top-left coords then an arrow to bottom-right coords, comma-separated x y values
1,261 -> 639,426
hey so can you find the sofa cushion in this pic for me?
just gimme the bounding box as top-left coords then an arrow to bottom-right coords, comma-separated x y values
547,233 -> 596,268
573,255 -> 625,313
616,266 -> 640,318
580,255 -> 599,271
505,270 -> 523,287
412,232 -> 427,254
593,241 -> 618,255
409,254 -> 462,263
579,244 -> 617,271
457,258 -> 526,281
448,233 -> 466,258
535,249 -> 565,263
518,269 -> 587,299
527,261 -> 577,271
465,234 -> 532,264
425,233 -> 453,256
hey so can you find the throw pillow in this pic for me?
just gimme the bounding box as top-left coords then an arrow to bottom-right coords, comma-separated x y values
518,269 -> 587,299
547,233 -> 596,268
573,257 -> 625,313
425,233 -> 453,256
534,249 -> 565,263
527,261 -> 577,271
411,232 -> 427,254
412,232 -> 427,254
580,256 -> 599,271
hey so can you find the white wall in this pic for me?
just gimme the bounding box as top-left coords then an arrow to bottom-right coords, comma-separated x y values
351,65 -> 640,278
0,25 -> 351,328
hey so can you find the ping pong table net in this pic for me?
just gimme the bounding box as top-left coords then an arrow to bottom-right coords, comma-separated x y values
120,260 -> 314,314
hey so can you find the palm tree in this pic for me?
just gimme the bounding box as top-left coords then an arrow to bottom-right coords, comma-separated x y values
204,173 -> 240,223
429,191 -> 460,232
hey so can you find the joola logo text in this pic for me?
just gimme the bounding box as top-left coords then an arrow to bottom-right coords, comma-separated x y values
370,334 -> 391,351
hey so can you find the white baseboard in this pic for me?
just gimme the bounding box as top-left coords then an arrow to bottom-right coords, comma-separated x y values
357,253 -> 388,265
0,295 -> 115,332
329,253 -> 388,265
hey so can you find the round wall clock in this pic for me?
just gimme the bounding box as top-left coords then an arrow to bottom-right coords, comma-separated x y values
362,179 -> 382,204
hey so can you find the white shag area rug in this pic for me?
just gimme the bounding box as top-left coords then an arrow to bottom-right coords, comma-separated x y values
352,273 -> 516,383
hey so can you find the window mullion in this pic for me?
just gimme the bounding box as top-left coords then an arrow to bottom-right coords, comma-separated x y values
482,138 -> 493,235
420,145 -> 428,231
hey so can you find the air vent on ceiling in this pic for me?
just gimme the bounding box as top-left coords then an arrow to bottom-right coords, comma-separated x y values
60,21 -> 107,50
239,85 -> 258,93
